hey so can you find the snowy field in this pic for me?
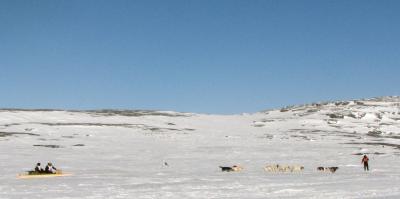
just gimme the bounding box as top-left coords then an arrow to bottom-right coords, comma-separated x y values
1,97 -> 400,199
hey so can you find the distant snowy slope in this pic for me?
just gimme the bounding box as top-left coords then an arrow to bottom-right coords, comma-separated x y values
255,96 -> 400,137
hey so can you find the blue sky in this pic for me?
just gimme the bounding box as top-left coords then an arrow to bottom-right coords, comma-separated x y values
0,0 -> 399,114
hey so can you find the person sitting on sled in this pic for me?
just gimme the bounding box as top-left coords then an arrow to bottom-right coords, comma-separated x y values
34,162 -> 44,173
45,162 -> 57,174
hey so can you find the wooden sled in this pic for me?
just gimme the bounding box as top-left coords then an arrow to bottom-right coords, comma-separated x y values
17,170 -> 72,179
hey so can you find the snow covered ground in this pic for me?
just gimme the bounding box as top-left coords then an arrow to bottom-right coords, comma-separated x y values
1,97 -> 400,198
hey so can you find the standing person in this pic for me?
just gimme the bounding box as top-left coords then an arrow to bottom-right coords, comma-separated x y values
45,162 -> 57,174
361,155 -> 369,171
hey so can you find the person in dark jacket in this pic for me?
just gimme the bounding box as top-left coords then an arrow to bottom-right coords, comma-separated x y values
34,162 -> 43,173
361,155 -> 369,171
45,162 -> 57,174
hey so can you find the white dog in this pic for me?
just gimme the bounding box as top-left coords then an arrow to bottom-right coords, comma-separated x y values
264,164 -> 304,172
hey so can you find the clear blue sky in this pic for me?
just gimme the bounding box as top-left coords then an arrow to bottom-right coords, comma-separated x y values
0,0 -> 399,114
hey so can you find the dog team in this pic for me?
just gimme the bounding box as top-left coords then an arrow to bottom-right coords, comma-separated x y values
219,155 -> 370,173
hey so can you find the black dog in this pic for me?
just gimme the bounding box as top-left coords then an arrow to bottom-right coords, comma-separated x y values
219,166 -> 234,172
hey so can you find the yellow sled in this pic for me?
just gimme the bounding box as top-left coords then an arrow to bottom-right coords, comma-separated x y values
17,170 -> 72,179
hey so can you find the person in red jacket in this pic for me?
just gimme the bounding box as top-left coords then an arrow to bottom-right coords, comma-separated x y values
361,155 -> 369,171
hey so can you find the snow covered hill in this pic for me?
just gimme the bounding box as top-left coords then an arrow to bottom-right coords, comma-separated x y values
1,96 -> 400,198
